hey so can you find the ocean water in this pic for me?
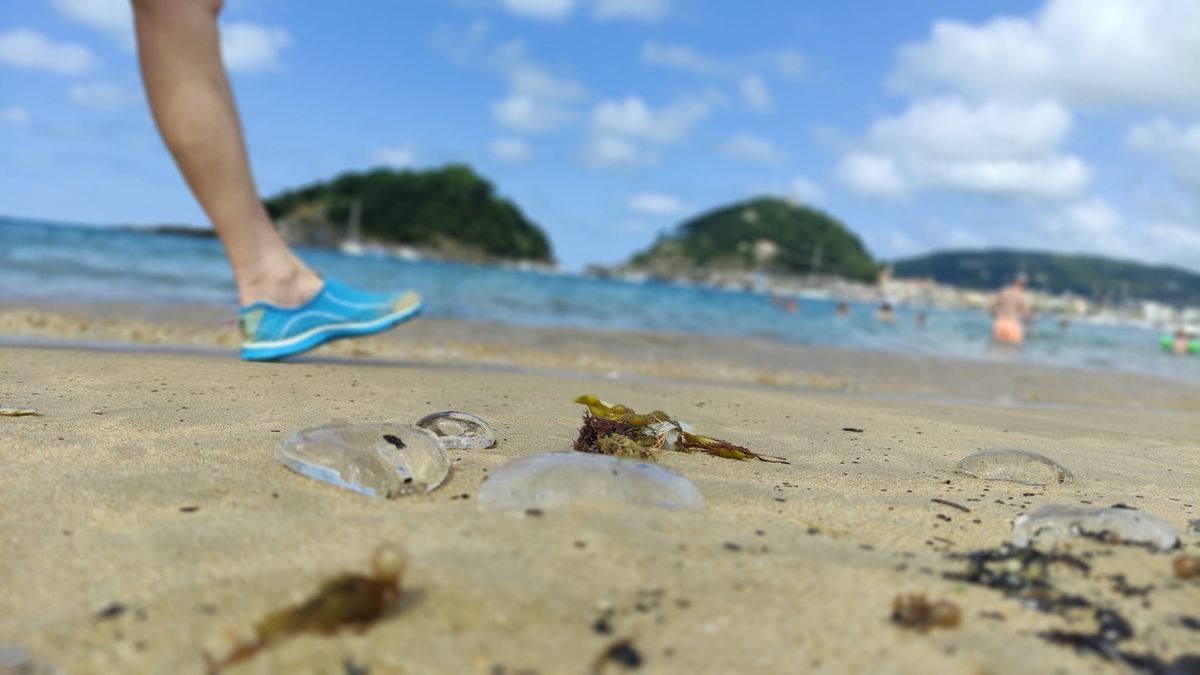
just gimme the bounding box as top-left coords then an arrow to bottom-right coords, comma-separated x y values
2,216 -> 1196,382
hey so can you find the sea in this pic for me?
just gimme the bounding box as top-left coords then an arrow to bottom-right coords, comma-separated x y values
2,216 -> 1196,383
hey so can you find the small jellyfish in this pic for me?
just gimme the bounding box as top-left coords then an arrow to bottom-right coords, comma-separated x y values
414,411 -> 495,449
1012,504 -> 1179,551
955,448 -> 1073,486
277,422 -> 449,498
476,451 -> 703,512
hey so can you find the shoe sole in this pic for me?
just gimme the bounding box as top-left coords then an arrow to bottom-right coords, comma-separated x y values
240,299 -> 424,362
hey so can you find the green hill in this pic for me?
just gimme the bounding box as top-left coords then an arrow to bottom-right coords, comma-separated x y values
263,164 -> 553,263
892,249 -> 1200,305
628,197 -> 879,281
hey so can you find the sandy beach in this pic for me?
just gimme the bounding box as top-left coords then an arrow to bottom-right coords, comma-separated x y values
2,316 -> 1198,674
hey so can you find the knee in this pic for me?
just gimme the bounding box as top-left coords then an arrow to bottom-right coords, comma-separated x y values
131,0 -> 224,18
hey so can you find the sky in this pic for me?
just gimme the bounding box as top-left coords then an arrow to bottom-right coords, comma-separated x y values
1,0 -> 1198,271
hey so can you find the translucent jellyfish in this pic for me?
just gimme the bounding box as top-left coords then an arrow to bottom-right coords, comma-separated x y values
415,411 -> 495,450
1012,504 -> 1179,551
277,422 -> 449,498
476,452 -> 704,511
954,448 -> 1073,486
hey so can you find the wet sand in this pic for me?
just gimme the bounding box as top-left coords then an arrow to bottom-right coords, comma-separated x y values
3,303 -> 1197,412
1,336 -> 1198,674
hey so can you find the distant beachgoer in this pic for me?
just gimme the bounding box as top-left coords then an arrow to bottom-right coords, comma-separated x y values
835,301 -> 850,317
132,0 -> 421,361
875,302 -> 895,323
1057,318 -> 1070,331
1172,329 -> 1193,356
990,274 -> 1030,345
915,311 -> 927,326
784,297 -> 799,314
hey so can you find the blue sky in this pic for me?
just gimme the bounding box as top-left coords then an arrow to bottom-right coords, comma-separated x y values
1,0 -> 1198,270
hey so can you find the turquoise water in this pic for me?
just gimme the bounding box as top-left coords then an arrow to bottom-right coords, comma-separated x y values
2,216 -> 1196,382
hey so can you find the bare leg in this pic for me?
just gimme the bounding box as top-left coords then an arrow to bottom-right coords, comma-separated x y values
132,0 -> 321,307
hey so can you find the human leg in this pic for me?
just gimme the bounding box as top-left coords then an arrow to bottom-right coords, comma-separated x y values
131,0 -> 320,307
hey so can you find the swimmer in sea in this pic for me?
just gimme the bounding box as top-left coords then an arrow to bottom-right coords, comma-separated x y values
990,274 -> 1030,345
875,302 -> 895,323
835,301 -> 850,317
1171,328 -> 1193,356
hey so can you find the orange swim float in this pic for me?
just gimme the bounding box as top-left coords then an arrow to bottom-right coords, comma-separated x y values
992,317 -> 1024,344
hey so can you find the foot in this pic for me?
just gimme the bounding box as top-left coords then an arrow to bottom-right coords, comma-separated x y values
237,279 -> 423,361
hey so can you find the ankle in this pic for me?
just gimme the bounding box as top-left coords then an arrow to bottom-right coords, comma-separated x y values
237,260 -> 323,307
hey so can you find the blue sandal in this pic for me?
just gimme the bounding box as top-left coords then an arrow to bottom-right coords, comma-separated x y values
238,279 -> 423,361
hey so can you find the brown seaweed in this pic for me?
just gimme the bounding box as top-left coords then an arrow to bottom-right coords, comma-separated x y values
1039,608 -> 1200,675
1175,555 -> 1200,580
573,395 -> 788,464
0,407 -> 39,417
891,593 -> 961,631
943,544 -> 1092,614
205,544 -> 407,672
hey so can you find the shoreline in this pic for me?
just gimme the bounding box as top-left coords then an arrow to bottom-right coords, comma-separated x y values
1,302 -> 1197,412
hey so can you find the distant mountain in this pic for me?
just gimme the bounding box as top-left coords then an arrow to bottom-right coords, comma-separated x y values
263,164 -> 553,263
892,249 -> 1200,305
627,197 -> 879,282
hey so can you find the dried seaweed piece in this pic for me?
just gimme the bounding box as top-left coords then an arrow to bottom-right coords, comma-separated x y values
944,544 -> 1092,614
573,395 -> 788,464
205,544 -> 407,673
590,638 -> 643,673
0,407 -> 39,417
891,593 -> 961,631
1039,608 -> 1200,675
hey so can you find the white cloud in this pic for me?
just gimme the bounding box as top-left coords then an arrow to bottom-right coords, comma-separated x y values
739,73 -> 772,112
0,29 -> 96,74
51,0 -> 133,47
640,42 -> 737,77
488,41 -> 587,134
220,22 -> 292,73
788,176 -> 824,204
1042,197 -> 1122,237
591,96 -> 710,144
840,97 -> 1090,200
0,106 -> 30,125
891,0 -> 1200,110
489,137 -> 534,162
501,0 -> 578,20
921,156 -> 1090,199
491,94 -> 574,133
375,146 -> 417,168
837,153 -> 908,198
627,192 -> 685,215
594,0 -> 669,21
867,98 -> 1071,160
719,132 -> 784,164
752,48 -> 807,81
67,82 -> 127,109
581,136 -> 658,168
500,0 -> 669,21
1126,118 -> 1200,190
